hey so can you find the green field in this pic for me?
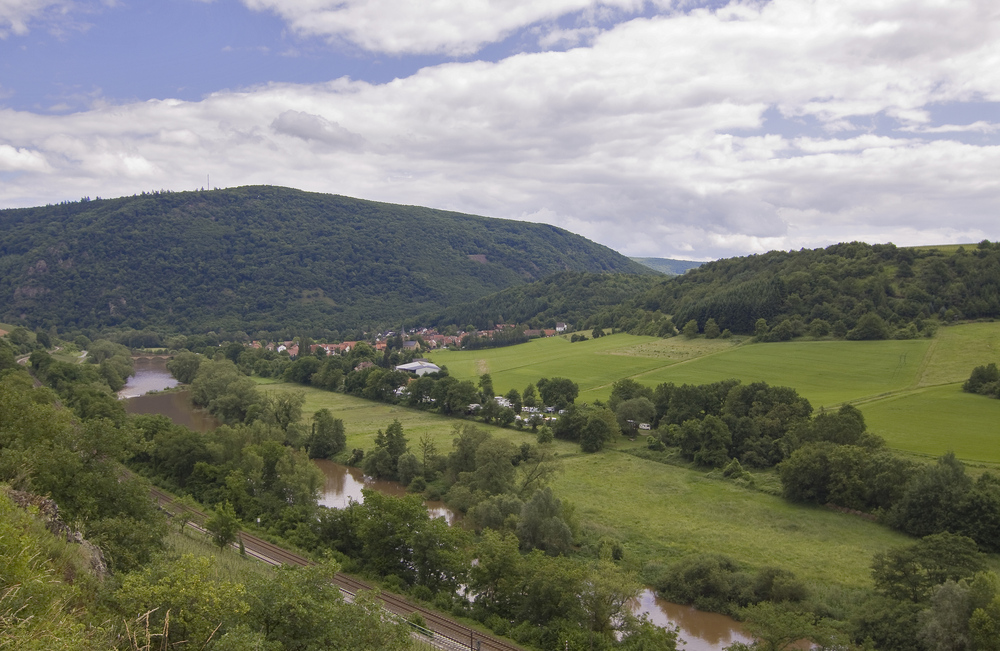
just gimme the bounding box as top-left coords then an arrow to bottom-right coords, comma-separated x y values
552,450 -> 911,588
863,385 -> 1000,464
429,334 -> 933,407
427,334 -> 679,398
427,322 -> 1000,462
264,380 -> 912,588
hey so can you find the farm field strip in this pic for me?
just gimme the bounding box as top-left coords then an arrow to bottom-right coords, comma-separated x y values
861,384 -> 1000,464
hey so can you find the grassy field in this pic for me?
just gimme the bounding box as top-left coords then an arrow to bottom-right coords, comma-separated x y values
623,339 -> 931,408
912,321 -> 1000,387
424,322 -> 1000,462
863,385 -> 1000,464
429,333 -> 934,407
262,380 -> 913,588
428,334 -> 678,398
552,449 -> 911,588
907,243 -> 978,255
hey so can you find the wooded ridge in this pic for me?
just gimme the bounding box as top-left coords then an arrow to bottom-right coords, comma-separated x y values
0,186 -> 651,337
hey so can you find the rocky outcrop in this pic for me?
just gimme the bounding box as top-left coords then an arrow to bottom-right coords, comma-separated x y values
4,488 -> 109,580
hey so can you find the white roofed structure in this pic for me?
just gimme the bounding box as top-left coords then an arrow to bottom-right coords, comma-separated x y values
395,361 -> 441,376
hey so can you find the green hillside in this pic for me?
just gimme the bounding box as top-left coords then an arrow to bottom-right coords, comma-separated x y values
595,241 -> 1000,339
419,271 -> 662,330
0,186 -> 651,337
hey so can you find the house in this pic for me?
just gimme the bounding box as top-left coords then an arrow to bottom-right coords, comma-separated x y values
555,322 -> 568,333
310,343 -> 339,355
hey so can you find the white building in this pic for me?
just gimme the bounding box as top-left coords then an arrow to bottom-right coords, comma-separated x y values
394,360 -> 441,376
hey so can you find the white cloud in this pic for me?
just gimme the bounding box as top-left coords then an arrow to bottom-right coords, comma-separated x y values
901,121 -> 1000,134
3,0 -> 1000,258
0,0 -> 72,37
271,110 -> 366,149
0,143 -> 50,171
240,0 -> 645,55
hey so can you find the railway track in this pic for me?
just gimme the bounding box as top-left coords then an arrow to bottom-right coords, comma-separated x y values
150,488 -> 523,651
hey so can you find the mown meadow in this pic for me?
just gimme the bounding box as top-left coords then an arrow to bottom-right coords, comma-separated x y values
428,322 -> 1000,464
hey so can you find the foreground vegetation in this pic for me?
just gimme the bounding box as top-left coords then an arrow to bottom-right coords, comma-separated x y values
0,355 -> 418,650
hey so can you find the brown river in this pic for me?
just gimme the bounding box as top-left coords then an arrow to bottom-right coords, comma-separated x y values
120,358 -> 753,650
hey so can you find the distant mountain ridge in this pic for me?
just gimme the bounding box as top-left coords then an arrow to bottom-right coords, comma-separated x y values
0,186 -> 652,336
630,257 -> 704,275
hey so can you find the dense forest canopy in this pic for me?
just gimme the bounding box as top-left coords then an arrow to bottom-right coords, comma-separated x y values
419,271 -> 662,331
419,241 -> 1000,339
628,241 -> 1000,336
0,186 -> 651,337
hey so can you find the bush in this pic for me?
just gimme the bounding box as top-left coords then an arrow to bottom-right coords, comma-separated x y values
656,553 -> 753,614
964,363 -> 1000,398
846,313 -> 890,340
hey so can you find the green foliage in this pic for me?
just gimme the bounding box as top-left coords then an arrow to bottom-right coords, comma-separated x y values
205,501 -> 241,550
0,373 -> 166,572
537,376 -> 580,409
778,442 -> 912,511
422,271 -> 659,332
116,553 -> 249,647
656,553 -> 753,614
963,362 -> 1000,398
846,312 -> 891,340
166,351 -> 202,384
516,487 -> 573,555
362,419 -> 408,480
579,559 -> 641,637
190,358 -> 262,424
306,409 -> 346,459
0,492 -> 105,651
604,240 -> 1000,339
243,561 -> 412,651
737,602 -> 833,651
871,532 -> 986,602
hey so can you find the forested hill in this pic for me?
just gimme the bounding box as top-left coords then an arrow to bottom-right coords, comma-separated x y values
0,186 -> 650,336
419,271 -> 663,331
598,241 -> 1000,338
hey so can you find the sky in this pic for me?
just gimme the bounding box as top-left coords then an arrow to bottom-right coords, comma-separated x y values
1,0 -> 998,260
